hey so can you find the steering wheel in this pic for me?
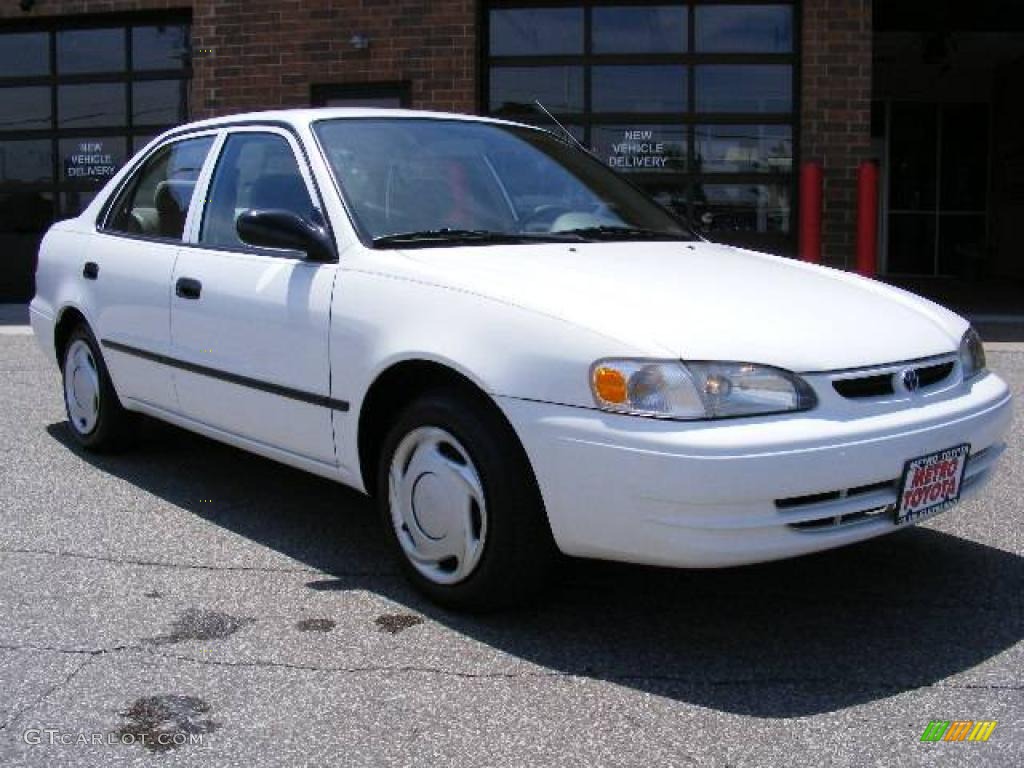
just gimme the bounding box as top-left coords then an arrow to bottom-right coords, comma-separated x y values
518,204 -> 574,233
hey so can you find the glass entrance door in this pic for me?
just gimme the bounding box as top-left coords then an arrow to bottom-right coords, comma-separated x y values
883,101 -> 989,277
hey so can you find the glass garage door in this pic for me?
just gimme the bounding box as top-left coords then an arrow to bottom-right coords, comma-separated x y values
0,14 -> 190,300
484,1 -> 797,255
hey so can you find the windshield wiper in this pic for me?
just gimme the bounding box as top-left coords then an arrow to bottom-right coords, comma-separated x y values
372,228 -> 581,248
557,225 -> 695,242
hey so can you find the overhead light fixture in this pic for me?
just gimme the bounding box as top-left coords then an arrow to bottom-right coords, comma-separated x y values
349,34 -> 369,50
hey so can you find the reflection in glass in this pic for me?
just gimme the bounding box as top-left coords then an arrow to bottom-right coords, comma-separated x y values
58,83 -> 127,128
696,5 -> 793,53
132,134 -> 160,154
941,106 -> 988,211
592,6 -> 687,54
132,25 -> 190,70
57,28 -> 125,74
695,66 -> 791,113
62,190 -> 99,219
0,33 -> 49,77
889,103 -> 937,211
59,137 -> 128,185
133,80 -> 187,126
490,67 -> 584,114
887,214 -> 935,275
938,215 -> 987,277
591,125 -> 686,173
695,125 -> 792,173
489,8 -> 583,55
0,87 -> 51,131
591,66 -> 687,113
0,191 -> 54,301
0,192 -> 54,234
0,140 -> 53,183
644,183 -> 691,222
693,183 -> 791,234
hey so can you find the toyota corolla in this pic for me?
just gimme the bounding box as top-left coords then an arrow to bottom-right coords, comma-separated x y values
30,109 -> 1013,609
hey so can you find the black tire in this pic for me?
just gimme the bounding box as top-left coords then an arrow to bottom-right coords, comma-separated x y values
376,387 -> 557,611
60,324 -> 133,452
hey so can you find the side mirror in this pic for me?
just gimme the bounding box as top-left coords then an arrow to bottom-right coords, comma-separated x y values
236,209 -> 335,262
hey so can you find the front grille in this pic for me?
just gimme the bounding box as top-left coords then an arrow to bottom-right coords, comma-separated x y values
833,374 -> 894,399
787,505 -> 891,530
831,357 -> 956,399
916,362 -> 955,388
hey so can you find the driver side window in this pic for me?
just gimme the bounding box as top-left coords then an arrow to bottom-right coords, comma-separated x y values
200,132 -> 316,250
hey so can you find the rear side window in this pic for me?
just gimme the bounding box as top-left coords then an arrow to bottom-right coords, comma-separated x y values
200,132 -> 316,250
106,136 -> 214,240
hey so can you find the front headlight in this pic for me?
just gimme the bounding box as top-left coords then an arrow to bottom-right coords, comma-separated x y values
590,359 -> 817,420
959,327 -> 987,380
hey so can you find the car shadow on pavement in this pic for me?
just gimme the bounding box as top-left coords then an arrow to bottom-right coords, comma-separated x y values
47,419 -> 1023,719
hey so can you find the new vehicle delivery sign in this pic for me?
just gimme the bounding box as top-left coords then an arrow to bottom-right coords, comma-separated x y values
64,142 -> 119,181
607,130 -> 669,170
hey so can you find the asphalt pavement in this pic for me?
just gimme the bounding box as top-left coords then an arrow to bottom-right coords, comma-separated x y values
0,331 -> 1020,767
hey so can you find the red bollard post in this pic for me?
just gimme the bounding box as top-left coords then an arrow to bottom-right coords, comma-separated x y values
855,161 -> 879,277
798,162 -> 822,263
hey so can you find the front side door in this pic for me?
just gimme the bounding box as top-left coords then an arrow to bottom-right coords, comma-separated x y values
169,128 -> 337,466
92,134 -> 216,411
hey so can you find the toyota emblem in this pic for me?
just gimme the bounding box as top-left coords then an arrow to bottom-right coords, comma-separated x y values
902,369 -> 920,392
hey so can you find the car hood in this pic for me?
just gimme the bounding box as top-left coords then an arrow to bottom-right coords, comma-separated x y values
399,241 -> 967,372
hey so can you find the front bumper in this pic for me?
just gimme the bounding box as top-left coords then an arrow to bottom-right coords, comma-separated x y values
498,371 -> 1013,568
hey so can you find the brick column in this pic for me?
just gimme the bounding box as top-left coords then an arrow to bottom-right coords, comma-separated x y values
801,0 -> 873,269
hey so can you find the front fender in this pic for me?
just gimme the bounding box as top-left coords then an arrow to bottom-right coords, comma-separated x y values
329,266 -> 650,481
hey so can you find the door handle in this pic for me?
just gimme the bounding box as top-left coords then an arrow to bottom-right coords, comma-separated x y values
82,262 -> 99,280
175,277 -> 202,300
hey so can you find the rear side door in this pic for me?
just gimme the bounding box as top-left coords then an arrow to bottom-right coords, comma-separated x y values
169,127 -> 338,466
93,133 -> 217,411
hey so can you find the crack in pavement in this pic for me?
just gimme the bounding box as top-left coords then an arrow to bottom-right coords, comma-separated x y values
0,655 -> 94,732
2,641 -> 1021,693
0,547 -> 390,577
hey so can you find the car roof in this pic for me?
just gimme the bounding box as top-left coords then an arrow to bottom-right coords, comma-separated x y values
170,108 -> 533,134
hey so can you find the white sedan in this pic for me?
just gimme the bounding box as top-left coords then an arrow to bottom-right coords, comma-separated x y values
31,109 -> 1012,609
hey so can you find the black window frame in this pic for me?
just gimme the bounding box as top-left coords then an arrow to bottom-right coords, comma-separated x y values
480,0 -> 801,255
0,11 -> 191,222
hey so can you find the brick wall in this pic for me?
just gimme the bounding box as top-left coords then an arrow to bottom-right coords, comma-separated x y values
191,0 -> 476,119
1,0 -> 477,118
801,0 -> 873,268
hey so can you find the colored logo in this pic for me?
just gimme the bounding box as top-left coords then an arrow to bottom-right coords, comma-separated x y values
920,720 -> 997,742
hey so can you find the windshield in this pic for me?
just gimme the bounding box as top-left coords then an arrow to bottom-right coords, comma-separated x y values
312,118 -> 696,246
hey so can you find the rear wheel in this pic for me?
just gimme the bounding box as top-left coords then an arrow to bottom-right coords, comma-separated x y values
377,389 -> 556,611
61,324 -> 132,451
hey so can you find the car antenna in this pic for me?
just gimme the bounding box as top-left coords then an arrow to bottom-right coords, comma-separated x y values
533,100 -> 591,155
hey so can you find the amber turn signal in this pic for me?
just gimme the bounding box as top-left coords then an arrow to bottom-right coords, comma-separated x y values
593,366 -> 628,404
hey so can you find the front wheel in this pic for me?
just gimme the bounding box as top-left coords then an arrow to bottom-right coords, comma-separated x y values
377,389 -> 556,611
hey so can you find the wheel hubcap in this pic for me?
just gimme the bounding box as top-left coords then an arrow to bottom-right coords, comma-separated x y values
388,427 -> 487,585
64,339 -> 100,435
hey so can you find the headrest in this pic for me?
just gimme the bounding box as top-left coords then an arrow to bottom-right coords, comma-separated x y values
155,179 -> 196,215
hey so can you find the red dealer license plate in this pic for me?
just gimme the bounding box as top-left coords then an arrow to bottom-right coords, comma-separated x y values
895,444 -> 970,526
